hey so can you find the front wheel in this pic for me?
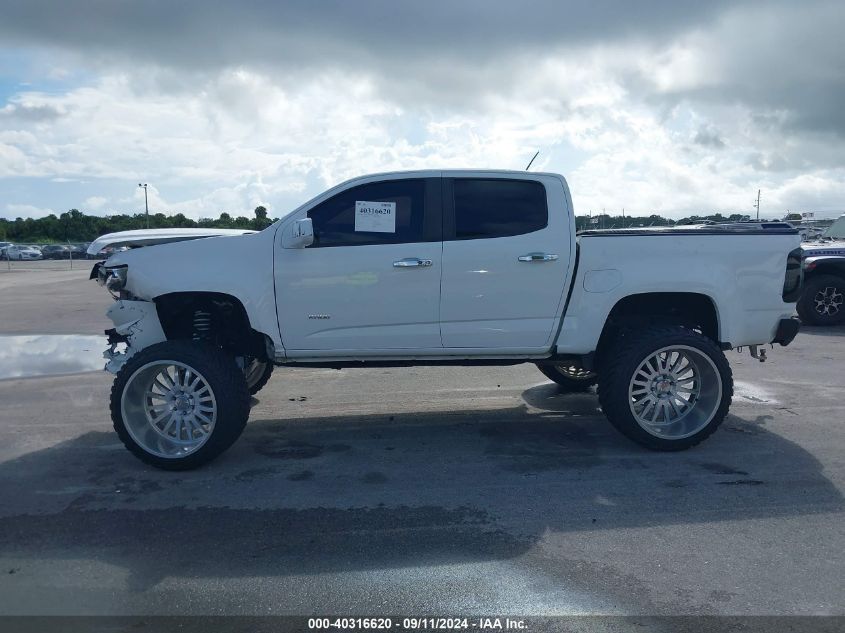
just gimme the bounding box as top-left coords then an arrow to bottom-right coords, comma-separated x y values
598,326 -> 733,451
111,341 -> 250,470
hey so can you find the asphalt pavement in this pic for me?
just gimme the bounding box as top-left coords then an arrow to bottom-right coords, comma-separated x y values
0,268 -> 843,616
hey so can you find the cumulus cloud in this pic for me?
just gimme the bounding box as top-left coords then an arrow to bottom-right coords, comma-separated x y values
83,195 -> 107,210
0,101 -> 66,122
3,203 -> 56,219
0,0 -> 843,218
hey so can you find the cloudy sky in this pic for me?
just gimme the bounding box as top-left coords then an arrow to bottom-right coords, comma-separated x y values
1,0 -> 843,221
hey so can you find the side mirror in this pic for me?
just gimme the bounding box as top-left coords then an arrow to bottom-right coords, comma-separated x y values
284,218 -> 314,248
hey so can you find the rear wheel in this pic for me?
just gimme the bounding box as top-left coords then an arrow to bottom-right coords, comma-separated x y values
244,358 -> 274,395
536,363 -> 597,392
797,274 -> 845,326
598,326 -> 732,451
111,341 -> 250,470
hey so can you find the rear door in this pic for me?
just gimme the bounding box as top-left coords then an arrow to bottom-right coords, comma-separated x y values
440,174 -> 573,350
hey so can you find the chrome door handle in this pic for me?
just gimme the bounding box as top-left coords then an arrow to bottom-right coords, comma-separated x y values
518,253 -> 559,262
393,258 -> 433,268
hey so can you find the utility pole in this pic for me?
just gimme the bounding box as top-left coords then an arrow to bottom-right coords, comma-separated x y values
139,183 -> 149,228
753,189 -> 761,221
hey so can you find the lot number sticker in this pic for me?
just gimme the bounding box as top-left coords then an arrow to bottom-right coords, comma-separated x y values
355,200 -> 396,233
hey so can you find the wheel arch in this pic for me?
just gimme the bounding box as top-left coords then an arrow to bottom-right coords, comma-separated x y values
153,291 -> 274,361
595,292 -> 721,363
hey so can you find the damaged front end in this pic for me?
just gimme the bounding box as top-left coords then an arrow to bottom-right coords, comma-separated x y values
103,299 -> 167,374
103,300 -> 167,373
90,262 -> 129,298
92,259 -> 166,373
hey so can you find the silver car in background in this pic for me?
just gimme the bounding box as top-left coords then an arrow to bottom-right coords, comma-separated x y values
4,245 -> 43,260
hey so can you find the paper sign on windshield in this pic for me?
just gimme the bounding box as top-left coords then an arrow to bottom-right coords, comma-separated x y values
355,201 -> 396,233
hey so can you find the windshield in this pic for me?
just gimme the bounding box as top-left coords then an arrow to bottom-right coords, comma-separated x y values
823,215 -> 845,239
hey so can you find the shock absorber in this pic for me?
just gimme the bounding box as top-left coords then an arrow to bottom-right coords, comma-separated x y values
192,309 -> 212,342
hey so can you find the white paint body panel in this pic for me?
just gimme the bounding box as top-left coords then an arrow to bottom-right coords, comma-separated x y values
104,229 -> 283,353
272,171 -> 443,354
98,169 -> 800,364
103,300 -> 167,372
275,241 -> 442,351
556,232 -> 800,354
87,228 -> 256,255
440,172 -> 574,350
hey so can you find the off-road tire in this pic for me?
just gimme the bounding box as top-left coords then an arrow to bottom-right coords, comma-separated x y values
536,363 -> 598,392
796,274 -> 845,326
110,340 -> 250,470
598,325 -> 733,451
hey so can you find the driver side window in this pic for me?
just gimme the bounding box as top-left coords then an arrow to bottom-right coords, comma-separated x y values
307,179 -> 427,247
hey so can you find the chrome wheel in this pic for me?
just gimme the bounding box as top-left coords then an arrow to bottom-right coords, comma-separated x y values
244,358 -> 267,390
627,345 -> 722,440
121,360 -> 217,459
553,364 -> 596,381
814,286 -> 843,317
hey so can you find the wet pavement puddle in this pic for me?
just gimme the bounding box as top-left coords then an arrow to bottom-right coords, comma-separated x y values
0,335 -> 107,379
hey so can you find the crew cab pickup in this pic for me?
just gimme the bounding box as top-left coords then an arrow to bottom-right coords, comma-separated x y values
89,170 -> 803,469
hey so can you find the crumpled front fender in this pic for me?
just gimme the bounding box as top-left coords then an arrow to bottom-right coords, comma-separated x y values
103,300 -> 167,373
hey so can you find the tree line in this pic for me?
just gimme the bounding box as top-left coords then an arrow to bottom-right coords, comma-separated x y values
0,207 -> 275,244
0,207 -> 760,244
575,212 -> 754,231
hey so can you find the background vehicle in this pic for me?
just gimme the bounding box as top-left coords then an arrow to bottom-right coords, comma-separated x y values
798,214 -> 845,325
40,244 -> 71,259
4,245 -> 43,260
0,242 -> 10,257
90,170 -> 802,469
67,244 -> 87,259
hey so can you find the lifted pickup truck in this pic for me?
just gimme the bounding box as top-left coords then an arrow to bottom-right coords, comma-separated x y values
89,170 -> 803,469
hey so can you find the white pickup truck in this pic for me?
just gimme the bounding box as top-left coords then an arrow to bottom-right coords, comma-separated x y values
89,170 -> 803,469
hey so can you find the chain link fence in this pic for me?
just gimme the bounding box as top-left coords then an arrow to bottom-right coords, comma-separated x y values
1,244 -> 99,272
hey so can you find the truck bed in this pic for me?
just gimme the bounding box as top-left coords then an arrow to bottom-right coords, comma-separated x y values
577,225 -> 799,237
559,227 -> 800,355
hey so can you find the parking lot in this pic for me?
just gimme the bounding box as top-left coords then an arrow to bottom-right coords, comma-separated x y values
1,255 -> 95,273
0,267 -> 843,616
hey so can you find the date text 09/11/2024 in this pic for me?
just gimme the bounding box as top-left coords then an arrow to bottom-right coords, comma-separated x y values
307,617 -> 528,630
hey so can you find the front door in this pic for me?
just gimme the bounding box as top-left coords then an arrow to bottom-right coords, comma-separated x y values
275,176 -> 443,353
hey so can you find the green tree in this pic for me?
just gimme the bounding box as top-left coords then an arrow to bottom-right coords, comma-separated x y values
253,205 -> 271,230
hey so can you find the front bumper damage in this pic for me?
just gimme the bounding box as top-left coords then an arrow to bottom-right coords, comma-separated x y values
103,300 -> 167,373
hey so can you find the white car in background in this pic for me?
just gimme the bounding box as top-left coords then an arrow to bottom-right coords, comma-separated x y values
4,245 -> 43,260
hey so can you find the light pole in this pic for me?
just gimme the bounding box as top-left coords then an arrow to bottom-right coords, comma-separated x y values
138,183 -> 149,228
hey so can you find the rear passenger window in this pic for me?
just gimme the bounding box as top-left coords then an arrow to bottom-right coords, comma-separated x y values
453,179 -> 547,240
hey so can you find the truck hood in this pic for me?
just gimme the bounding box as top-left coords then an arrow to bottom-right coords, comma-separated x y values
801,240 -> 845,257
87,228 -> 256,255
